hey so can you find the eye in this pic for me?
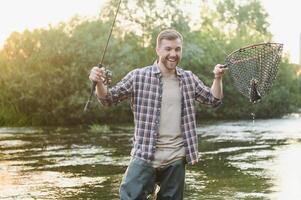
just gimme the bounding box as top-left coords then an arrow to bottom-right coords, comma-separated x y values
175,47 -> 181,52
165,47 -> 172,51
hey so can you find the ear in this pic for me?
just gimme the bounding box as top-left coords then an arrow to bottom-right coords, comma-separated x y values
155,46 -> 160,56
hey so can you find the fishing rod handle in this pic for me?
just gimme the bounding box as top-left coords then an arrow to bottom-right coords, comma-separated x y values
83,64 -> 112,112
219,64 -> 228,68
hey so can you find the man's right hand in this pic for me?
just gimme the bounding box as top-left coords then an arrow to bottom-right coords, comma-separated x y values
89,66 -> 106,84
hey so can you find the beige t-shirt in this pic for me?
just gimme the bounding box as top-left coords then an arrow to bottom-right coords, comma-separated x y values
152,75 -> 186,168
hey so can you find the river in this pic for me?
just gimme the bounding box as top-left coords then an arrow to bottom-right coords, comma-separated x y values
0,114 -> 300,199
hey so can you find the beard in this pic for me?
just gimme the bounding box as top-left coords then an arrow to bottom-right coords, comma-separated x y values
160,55 -> 181,71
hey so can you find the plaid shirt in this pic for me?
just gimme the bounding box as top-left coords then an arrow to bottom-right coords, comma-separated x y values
99,64 -> 222,165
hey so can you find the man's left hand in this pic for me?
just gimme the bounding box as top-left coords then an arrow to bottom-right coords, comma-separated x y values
213,64 -> 228,78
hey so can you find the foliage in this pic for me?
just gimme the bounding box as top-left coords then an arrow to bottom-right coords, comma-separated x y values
89,124 -> 111,133
0,0 -> 300,126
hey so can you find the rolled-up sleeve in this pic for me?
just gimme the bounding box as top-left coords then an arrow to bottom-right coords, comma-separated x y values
192,73 -> 222,108
97,69 -> 135,106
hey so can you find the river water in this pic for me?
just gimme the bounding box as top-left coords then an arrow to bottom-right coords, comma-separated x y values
0,114 -> 300,199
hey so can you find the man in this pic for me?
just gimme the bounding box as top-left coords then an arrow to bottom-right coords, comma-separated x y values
89,29 -> 226,200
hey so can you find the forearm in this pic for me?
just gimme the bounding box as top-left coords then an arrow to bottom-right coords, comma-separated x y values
211,63 -> 227,99
211,77 -> 223,99
95,82 -> 108,98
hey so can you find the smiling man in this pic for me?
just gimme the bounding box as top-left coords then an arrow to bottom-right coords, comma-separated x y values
89,29 -> 226,200
156,32 -> 182,73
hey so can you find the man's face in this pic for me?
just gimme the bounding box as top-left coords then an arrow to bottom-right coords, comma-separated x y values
156,38 -> 182,71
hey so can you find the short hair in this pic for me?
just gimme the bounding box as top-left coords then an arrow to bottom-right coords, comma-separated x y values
156,29 -> 183,47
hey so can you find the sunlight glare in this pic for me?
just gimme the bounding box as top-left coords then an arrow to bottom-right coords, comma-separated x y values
270,144 -> 301,200
0,0 -> 104,47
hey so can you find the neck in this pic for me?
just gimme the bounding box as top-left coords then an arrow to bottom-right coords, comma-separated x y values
157,61 -> 176,77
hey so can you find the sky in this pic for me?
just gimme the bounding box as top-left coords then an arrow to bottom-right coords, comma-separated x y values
261,0 -> 301,64
0,0 -> 300,64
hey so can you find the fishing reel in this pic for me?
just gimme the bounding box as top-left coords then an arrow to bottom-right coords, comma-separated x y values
97,63 -> 112,85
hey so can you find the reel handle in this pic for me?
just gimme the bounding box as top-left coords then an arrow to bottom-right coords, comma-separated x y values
97,63 -> 112,85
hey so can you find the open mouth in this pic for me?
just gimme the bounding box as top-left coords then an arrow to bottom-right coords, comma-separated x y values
166,57 -> 177,62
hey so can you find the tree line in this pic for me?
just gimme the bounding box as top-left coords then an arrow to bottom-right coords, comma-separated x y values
0,0 -> 300,126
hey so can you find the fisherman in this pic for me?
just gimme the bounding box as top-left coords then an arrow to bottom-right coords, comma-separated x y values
89,29 -> 226,200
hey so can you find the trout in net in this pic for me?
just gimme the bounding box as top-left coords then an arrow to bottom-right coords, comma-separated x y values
249,79 -> 261,103
224,43 -> 283,103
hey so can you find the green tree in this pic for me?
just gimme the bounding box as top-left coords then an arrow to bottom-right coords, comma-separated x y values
0,0 -> 300,126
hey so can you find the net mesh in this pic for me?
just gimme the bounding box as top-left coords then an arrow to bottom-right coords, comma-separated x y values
225,43 -> 283,103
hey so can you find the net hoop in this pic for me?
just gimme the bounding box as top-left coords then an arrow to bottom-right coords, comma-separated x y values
225,42 -> 283,102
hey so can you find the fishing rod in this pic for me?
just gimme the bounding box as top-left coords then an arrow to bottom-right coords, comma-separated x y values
84,0 -> 122,112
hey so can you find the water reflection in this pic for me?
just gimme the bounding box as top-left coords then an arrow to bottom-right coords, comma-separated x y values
0,114 -> 300,199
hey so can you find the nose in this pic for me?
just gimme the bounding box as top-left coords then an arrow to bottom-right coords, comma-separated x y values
169,49 -> 176,57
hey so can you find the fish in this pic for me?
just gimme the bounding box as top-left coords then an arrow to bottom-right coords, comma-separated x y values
249,79 -> 261,103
